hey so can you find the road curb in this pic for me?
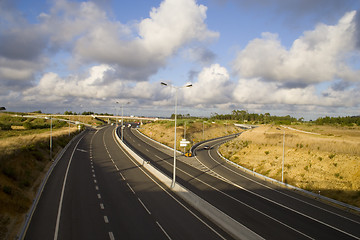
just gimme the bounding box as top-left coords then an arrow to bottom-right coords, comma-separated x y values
17,129 -> 87,240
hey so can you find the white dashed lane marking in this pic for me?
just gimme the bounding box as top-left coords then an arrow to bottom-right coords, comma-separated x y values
109,232 -> 115,240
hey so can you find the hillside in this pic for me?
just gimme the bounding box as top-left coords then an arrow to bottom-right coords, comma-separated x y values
140,121 -> 360,208
219,125 -> 360,207
0,113 -> 84,239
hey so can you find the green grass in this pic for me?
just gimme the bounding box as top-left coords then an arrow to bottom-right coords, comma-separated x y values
0,113 -> 81,238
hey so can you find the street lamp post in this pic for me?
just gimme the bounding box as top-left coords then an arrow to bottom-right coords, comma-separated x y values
45,116 -> 53,161
116,102 -> 119,126
161,82 -> 192,188
50,116 -> 52,160
121,102 -> 130,142
282,130 -> 285,182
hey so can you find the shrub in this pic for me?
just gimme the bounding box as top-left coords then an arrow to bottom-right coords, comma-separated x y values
265,151 -> 270,155
0,123 -> 12,130
2,167 -> 17,180
329,154 -> 336,159
3,186 -> 12,195
23,122 -> 33,130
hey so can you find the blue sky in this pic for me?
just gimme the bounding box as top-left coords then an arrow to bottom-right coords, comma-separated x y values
1,0 -> 360,120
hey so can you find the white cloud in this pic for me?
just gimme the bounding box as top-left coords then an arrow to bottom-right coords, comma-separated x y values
183,64 -> 233,106
0,0 -> 219,112
71,0 -> 218,80
232,11 -> 360,84
229,10 -> 360,118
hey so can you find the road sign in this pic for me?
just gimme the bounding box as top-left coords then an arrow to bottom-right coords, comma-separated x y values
180,139 -> 190,147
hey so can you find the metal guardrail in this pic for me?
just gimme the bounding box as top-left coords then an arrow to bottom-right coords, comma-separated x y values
216,150 -> 360,213
190,133 -> 240,156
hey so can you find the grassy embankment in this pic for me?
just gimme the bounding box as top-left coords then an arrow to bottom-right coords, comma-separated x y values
140,120 -> 360,208
219,124 -> 360,208
139,120 -> 242,152
0,113 -> 102,239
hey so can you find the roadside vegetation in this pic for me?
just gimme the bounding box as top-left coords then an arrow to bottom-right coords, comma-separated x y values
219,125 -> 360,208
0,112 -> 87,239
139,119 -> 242,153
140,111 -> 360,209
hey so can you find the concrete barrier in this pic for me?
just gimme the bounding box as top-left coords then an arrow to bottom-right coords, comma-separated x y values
115,128 -> 263,240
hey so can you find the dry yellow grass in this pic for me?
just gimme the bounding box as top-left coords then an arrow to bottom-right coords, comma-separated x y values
219,125 -> 360,207
0,127 -> 78,157
139,121 -> 241,152
0,127 -> 79,239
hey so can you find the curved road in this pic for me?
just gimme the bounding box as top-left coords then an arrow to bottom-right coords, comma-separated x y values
122,125 -> 360,240
24,126 -> 232,240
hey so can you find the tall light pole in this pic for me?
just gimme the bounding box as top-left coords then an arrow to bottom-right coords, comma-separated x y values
45,116 -> 52,161
203,121 -> 207,141
161,81 -> 192,188
282,130 -> 285,183
50,116 -> 52,160
121,102 -> 130,142
116,102 -> 119,126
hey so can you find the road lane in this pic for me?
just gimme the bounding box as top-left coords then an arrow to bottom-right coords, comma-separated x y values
103,126 -> 232,239
123,126 -> 360,240
25,126 -> 231,240
24,130 -> 88,240
195,138 -> 360,238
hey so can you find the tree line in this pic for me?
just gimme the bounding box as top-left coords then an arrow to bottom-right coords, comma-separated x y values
64,111 -> 113,116
171,110 -> 360,126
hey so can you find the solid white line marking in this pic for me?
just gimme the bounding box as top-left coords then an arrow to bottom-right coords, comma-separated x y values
204,150 -> 360,239
111,129 -> 228,240
109,232 -> 115,240
97,194 -> 101,199
54,134 -> 86,240
138,198 -> 151,215
104,216 -> 109,223
100,203 -> 104,209
156,221 -> 172,240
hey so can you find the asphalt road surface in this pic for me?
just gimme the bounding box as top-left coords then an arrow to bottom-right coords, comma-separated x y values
24,126 -> 232,240
122,125 -> 360,240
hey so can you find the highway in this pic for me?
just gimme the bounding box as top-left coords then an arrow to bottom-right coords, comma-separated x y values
24,126 -> 232,240
122,125 -> 360,239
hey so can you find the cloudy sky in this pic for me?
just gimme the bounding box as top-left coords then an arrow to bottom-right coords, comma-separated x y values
1,0 -> 360,120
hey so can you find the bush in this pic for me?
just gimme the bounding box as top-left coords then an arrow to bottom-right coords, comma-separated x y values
23,122 -> 33,130
2,167 -> 17,180
0,123 -> 12,130
2,186 -> 12,195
